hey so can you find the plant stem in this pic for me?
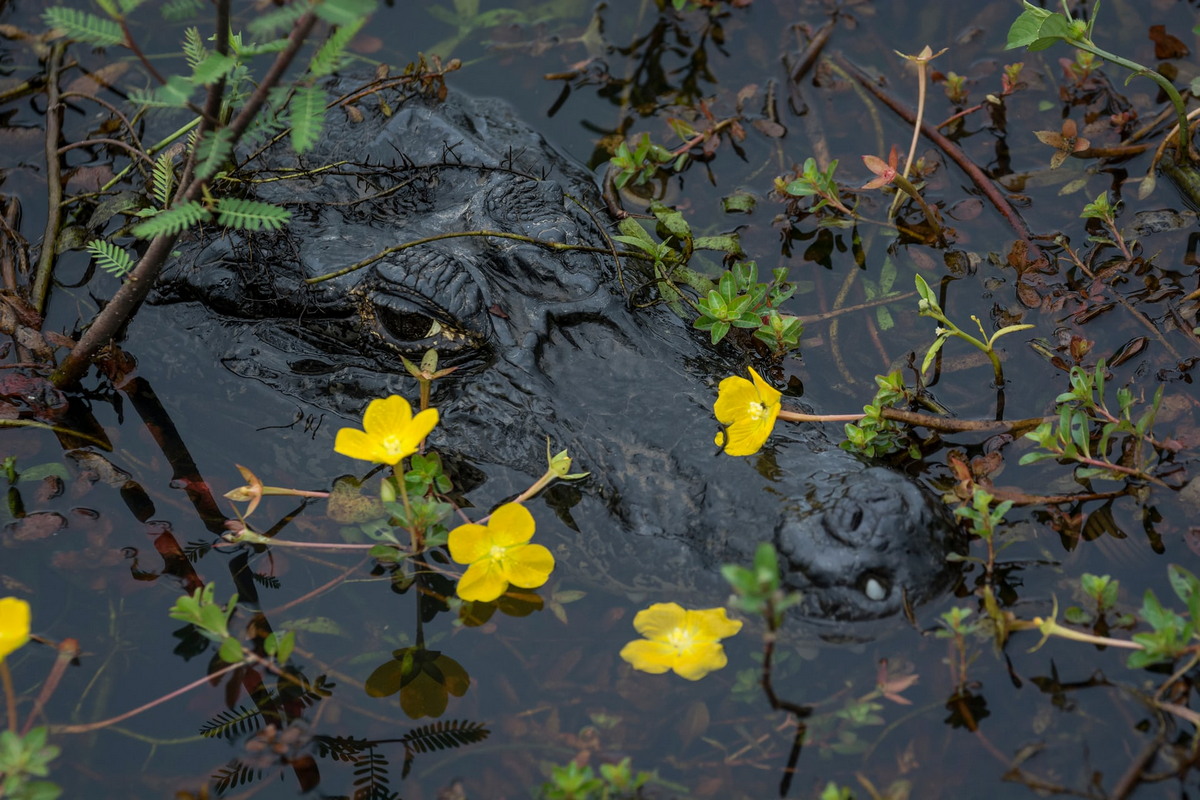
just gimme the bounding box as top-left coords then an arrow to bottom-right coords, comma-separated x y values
32,42 -> 67,316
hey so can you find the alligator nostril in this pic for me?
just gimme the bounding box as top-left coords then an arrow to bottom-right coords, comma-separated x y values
850,507 -> 864,532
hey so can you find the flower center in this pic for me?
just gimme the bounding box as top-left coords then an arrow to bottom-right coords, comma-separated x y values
489,544 -> 508,561
381,434 -> 404,456
665,626 -> 696,653
747,401 -> 766,421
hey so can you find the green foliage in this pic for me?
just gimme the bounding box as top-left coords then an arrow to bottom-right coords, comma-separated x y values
168,584 -> 243,663
128,74 -> 195,109
1019,358 -> 1164,481
161,0 -> 204,22
1064,573 -> 1135,627
193,128 -> 234,181
722,542 -> 802,627
935,607 -> 980,639
43,7 -> 124,47
0,728 -> 61,800
151,152 -> 176,209
953,487 -> 1012,545
131,200 -> 211,238
215,198 -> 292,231
287,85 -> 327,154
1006,1 -> 1192,157
693,261 -> 801,353
915,273 -> 1032,385
610,133 -> 682,190
309,17 -> 365,77
1126,566 -> 1200,668
783,157 -> 852,216
85,238 -> 135,277
820,784 -> 855,800
540,757 -> 652,800
841,371 -> 919,459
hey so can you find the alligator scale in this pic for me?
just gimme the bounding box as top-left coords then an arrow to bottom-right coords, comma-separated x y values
156,80 -> 962,623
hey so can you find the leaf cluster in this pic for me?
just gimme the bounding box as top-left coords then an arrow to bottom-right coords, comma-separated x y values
610,133 -> 685,190
782,157 -> 853,216
168,583 -> 243,663
1128,565 -> 1200,668
0,728 -> 61,800
1019,358 -> 1163,481
841,371 -> 919,459
722,542 -> 802,627
540,757 -> 652,800
693,261 -> 801,354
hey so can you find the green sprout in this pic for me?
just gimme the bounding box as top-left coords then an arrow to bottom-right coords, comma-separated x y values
915,274 -> 1033,387
1006,1 -> 1193,160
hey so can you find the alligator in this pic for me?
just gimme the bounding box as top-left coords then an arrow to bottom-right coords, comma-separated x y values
154,80 -> 963,623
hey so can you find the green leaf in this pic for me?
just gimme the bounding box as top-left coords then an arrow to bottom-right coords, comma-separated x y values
152,152 -> 175,209
247,2 -> 312,37
288,85 -> 326,153
215,198 -> 292,231
162,0 -> 204,22
191,51 -> 237,86
129,74 -> 195,108
314,0 -> 377,27
219,636 -> 243,663
693,234 -> 742,255
44,7 -> 124,47
193,128 -> 234,181
131,201 -> 211,238
85,239 -> 135,277
309,16 -> 365,76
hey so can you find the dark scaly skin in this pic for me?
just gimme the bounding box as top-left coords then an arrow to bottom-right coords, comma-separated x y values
156,84 -> 963,622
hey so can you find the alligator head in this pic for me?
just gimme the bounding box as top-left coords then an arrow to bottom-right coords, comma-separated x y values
156,82 -> 963,623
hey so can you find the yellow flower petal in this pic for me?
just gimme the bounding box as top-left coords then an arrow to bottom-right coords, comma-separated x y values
712,367 -> 781,456
686,607 -> 743,641
486,502 -> 536,547
632,602 -> 689,641
334,395 -> 439,465
503,543 -> 555,589
619,639 -> 676,674
363,394 -> 414,434
457,560 -> 510,603
447,522 -> 492,565
670,641 -> 728,681
0,597 -> 31,661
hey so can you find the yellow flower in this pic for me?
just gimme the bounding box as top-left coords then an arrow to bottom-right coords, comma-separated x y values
0,597 -> 31,661
334,395 -> 439,465
713,367 -> 781,456
619,603 -> 742,681
448,503 -> 555,603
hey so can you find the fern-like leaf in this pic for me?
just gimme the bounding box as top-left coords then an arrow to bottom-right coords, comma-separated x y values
251,572 -> 281,590
152,152 -> 175,209
211,759 -> 262,795
215,198 -> 291,232
181,26 -> 206,70
131,201 -> 210,239
129,74 -> 195,109
399,720 -> 488,778
161,0 -> 203,22
312,734 -> 373,762
193,129 -> 234,182
314,0 -> 376,27
43,7 -> 124,47
247,2 -> 312,39
200,705 -> 263,740
352,749 -> 396,800
116,0 -> 148,14
192,51 -> 237,87
308,17 -> 364,77
288,85 -> 326,154
85,239 -> 135,277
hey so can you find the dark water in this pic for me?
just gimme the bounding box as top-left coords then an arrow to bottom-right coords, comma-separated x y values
4,1 -> 1200,798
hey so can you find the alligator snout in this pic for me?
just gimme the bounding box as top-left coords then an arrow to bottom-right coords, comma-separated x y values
775,467 -> 963,621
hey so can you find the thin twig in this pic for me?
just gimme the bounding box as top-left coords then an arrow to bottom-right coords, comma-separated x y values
32,42 -> 67,316
836,55 -> 1044,262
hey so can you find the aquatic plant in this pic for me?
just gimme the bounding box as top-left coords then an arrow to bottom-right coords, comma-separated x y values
447,502 -> 556,603
712,367 -> 782,456
618,603 -> 742,681
334,395 -> 440,466
0,598 -> 30,662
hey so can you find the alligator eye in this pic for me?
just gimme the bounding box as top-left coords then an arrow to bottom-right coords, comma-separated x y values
377,304 -> 439,341
862,575 -> 888,601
